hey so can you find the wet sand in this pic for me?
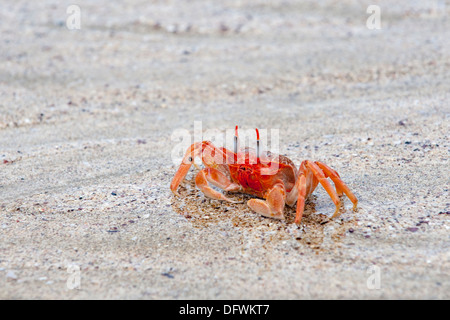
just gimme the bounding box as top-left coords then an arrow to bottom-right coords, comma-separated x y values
0,1 -> 449,299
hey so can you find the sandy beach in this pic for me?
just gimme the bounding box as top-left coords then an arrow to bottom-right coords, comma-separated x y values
0,0 -> 449,299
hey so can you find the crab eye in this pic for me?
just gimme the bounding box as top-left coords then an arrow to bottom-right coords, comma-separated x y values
188,157 -> 193,162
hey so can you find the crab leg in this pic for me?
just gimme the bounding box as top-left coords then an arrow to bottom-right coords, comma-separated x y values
202,167 -> 241,192
247,182 -> 286,220
315,161 -> 358,210
195,169 -> 240,203
286,164 -> 315,207
304,161 -> 339,199
291,160 -> 342,223
305,160 -> 342,217
170,142 -> 202,196
293,164 -> 322,224
295,174 -> 307,224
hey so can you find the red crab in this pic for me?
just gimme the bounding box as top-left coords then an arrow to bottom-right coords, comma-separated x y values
170,127 -> 358,224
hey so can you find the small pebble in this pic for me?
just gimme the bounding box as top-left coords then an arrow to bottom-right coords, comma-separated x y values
161,272 -> 174,279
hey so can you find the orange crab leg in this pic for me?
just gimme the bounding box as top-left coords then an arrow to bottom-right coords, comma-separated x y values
315,161 -> 358,210
297,160 -> 341,220
306,160 -> 340,204
294,161 -> 358,224
203,167 -> 241,192
295,174 -> 307,224
170,142 -> 203,196
170,141 -> 236,196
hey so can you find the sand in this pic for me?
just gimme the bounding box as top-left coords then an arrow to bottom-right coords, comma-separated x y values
0,0 -> 449,299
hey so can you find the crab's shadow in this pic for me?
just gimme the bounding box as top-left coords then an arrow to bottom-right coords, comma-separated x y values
170,176 -> 358,252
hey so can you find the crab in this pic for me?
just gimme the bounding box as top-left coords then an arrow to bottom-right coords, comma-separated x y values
170,127 -> 358,224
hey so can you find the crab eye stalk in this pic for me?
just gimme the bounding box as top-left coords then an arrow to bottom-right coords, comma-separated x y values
255,128 -> 260,160
234,125 -> 239,154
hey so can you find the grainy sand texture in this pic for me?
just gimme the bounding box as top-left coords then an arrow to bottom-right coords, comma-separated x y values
0,1 -> 449,299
